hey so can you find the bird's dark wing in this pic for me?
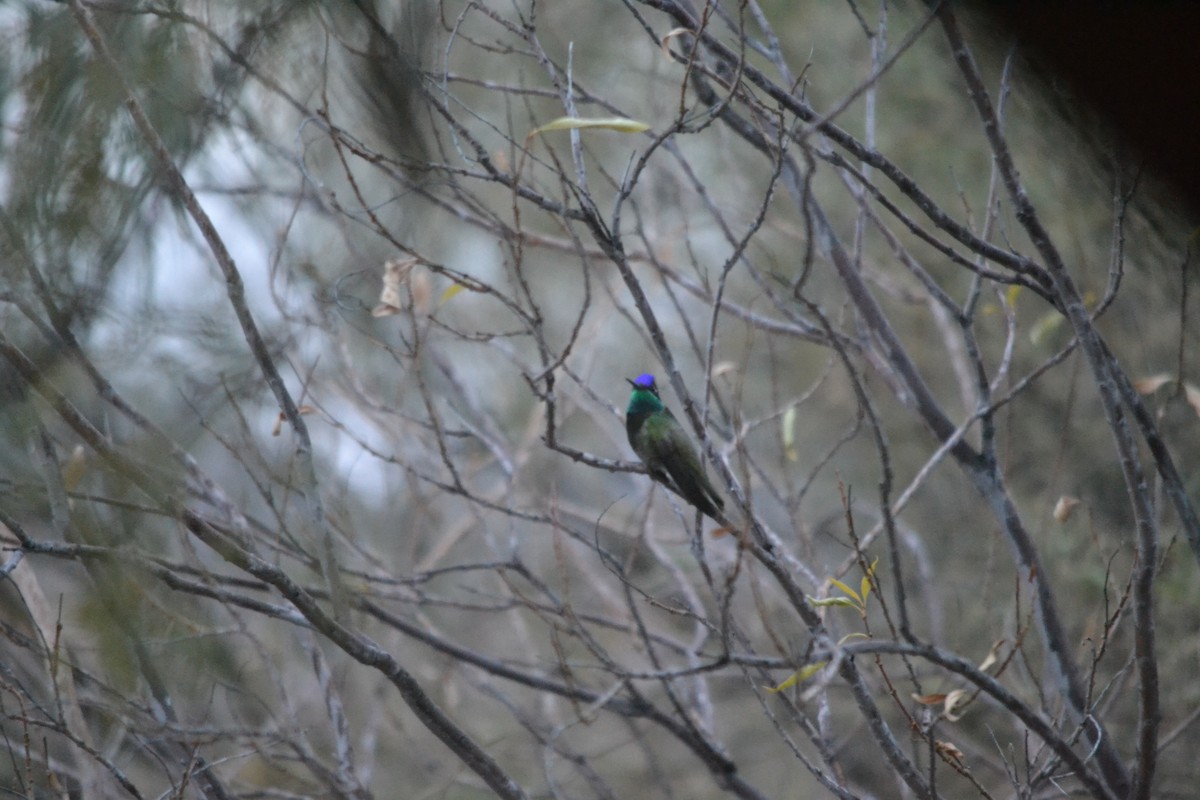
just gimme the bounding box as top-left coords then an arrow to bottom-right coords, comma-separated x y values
639,416 -> 725,519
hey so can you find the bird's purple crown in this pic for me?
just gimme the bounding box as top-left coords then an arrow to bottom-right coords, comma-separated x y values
633,373 -> 656,388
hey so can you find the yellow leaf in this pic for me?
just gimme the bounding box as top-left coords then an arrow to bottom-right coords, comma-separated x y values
766,661 -> 827,693
530,116 -> 651,137
439,283 -> 466,305
1029,310 -> 1065,345
829,577 -> 861,603
836,632 -> 868,645
860,557 -> 878,602
766,673 -> 799,694
1005,284 -> 1021,306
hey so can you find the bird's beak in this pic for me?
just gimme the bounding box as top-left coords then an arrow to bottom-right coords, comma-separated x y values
625,377 -> 637,389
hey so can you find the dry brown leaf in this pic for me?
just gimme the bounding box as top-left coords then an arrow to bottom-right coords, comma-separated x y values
912,693 -> 947,705
943,689 -> 967,722
711,361 -> 739,379
1053,495 -> 1081,523
1133,373 -> 1173,395
372,257 -> 419,317
978,639 -> 1004,672
1185,382 -> 1200,419
61,444 -> 87,492
661,27 -> 692,56
272,406 -> 316,436
936,740 -> 967,767
410,267 -> 432,314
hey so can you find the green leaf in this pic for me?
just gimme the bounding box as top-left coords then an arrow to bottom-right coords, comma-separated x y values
808,596 -> 859,609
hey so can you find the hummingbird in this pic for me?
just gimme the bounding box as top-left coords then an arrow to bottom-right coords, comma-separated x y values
625,373 -> 726,522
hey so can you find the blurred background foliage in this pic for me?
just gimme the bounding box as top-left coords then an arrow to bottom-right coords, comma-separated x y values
1,1 -> 1198,798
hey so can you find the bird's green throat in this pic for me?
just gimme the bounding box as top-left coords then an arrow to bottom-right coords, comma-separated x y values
626,387 -> 665,417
